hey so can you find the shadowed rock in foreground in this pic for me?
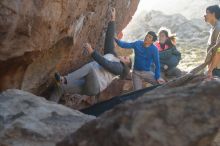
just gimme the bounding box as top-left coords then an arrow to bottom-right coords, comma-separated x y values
57,75 -> 220,146
0,89 -> 95,146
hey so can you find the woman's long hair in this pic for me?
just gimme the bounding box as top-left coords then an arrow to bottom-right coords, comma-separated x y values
158,27 -> 177,48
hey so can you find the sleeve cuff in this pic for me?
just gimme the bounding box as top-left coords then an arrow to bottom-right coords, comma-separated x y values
155,74 -> 160,80
91,50 -> 99,58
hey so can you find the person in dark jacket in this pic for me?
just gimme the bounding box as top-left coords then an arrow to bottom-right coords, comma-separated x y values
155,28 -> 182,77
50,8 -> 131,102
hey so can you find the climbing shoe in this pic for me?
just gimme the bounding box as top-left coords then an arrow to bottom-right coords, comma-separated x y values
54,72 -> 61,84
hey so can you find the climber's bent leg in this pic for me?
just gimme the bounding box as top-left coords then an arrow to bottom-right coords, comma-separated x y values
83,68 -> 100,96
65,62 -> 94,82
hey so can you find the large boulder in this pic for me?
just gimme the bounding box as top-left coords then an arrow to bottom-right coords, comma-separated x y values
57,76 -> 220,146
0,89 -> 95,146
0,0 -> 139,95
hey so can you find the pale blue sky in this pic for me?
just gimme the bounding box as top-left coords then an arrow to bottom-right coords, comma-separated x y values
135,0 -> 219,19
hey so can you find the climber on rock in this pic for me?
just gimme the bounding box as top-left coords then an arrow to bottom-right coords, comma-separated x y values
49,8 -> 132,102
114,30 -> 165,91
204,5 -> 220,78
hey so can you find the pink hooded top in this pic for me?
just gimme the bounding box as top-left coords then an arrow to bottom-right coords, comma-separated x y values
155,41 -> 169,52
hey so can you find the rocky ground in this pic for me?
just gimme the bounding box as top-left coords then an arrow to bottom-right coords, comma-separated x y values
1,75 -> 220,146
57,75 -> 220,146
0,89 -> 95,146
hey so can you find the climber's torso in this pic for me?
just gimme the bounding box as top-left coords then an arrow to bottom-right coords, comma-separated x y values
208,20 -> 220,69
90,54 -> 120,91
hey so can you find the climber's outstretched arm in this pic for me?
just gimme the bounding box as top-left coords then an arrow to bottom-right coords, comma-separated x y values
83,43 -> 124,76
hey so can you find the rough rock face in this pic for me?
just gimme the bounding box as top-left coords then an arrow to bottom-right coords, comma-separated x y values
57,76 -> 220,146
0,89 -> 95,146
0,0 -> 139,95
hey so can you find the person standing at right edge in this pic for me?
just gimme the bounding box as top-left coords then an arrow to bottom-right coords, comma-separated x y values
204,5 -> 220,78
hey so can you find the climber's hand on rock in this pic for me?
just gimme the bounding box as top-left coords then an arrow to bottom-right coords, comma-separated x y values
157,78 -> 166,84
83,43 -> 94,55
207,71 -> 213,80
111,7 -> 116,21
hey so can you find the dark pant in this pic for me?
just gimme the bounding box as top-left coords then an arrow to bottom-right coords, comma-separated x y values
160,55 -> 179,72
213,68 -> 220,77
104,21 -> 117,56
166,67 -> 182,77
